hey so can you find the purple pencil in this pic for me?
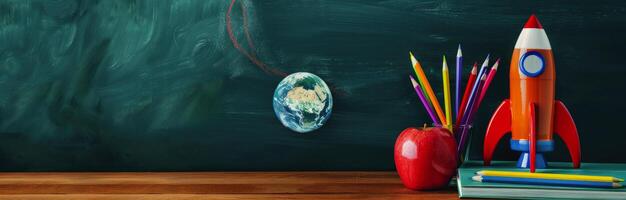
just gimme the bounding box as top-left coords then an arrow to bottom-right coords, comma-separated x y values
457,55 -> 489,153
455,45 -> 462,121
410,75 -> 440,125
458,73 -> 487,153
466,74 -> 488,126
459,60 -> 500,153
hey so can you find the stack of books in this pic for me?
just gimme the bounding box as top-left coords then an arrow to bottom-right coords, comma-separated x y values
457,161 -> 626,199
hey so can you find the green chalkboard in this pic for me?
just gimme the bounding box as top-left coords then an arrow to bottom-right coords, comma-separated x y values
0,0 -> 624,171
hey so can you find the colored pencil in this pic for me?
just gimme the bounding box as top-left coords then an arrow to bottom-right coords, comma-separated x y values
461,55 -> 490,126
410,75 -> 440,125
461,59 -> 500,134
465,74 -> 487,125
458,73 -> 487,153
476,170 -> 625,183
529,102 -> 537,172
442,56 -> 452,130
459,58 -> 500,154
455,45 -> 462,120
410,52 -> 447,125
457,55 -> 489,153
409,52 -> 429,102
478,59 -> 500,103
473,175 -> 622,189
456,63 -> 477,128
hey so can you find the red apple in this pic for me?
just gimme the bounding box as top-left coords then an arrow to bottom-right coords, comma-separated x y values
394,127 -> 457,190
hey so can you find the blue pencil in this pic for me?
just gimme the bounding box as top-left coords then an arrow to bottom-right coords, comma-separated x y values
473,175 -> 622,189
455,44 -> 462,120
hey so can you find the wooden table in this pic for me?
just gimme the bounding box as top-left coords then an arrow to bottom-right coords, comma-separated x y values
0,172 -> 459,199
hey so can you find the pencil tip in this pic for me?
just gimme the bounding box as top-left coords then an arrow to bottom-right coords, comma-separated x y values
457,45 -> 462,56
472,176 -> 483,182
481,55 -> 490,67
492,59 -> 501,70
409,52 -> 418,66
409,75 -> 418,86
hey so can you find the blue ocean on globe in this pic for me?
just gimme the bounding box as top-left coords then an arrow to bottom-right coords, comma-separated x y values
273,72 -> 333,133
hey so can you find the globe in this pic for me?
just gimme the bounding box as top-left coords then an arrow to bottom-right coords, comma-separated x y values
273,72 -> 333,133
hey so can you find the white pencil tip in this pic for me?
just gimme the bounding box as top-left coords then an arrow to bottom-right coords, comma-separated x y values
492,58 -> 501,70
472,176 -> 483,182
457,45 -> 462,57
409,75 -> 418,87
481,55 -> 490,67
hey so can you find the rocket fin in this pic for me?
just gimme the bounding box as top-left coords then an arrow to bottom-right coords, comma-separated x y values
553,100 -> 581,168
529,103 -> 537,172
484,100 -> 512,166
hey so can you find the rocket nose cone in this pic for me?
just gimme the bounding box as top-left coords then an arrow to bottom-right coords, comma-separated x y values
524,14 -> 543,29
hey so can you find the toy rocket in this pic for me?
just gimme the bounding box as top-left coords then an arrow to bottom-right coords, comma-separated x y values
483,15 -> 581,172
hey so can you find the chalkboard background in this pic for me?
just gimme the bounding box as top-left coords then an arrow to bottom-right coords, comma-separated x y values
0,0 -> 624,171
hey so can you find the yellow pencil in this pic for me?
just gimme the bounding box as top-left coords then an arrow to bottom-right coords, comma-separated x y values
442,55 -> 452,131
476,170 -> 624,183
410,52 -> 447,125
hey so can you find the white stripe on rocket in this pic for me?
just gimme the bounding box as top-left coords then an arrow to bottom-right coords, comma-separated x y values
514,28 -> 552,49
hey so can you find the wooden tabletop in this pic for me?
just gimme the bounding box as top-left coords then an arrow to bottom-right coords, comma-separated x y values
0,172 -> 459,199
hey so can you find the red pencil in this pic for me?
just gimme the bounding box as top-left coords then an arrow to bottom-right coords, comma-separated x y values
478,59 -> 500,103
456,62 -> 478,127
529,103 -> 537,173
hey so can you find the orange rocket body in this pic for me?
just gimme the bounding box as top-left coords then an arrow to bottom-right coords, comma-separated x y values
510,48 -> 555,142
483,15 -> 581,172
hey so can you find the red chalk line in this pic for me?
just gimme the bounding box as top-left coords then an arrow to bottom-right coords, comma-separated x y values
226,0 -> 287,77
225,0 -> 345,96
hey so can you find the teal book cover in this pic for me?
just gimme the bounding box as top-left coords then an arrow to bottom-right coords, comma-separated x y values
457,161 -> 626,199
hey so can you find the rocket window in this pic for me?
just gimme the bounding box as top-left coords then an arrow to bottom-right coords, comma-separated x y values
520,51 -> 545,77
